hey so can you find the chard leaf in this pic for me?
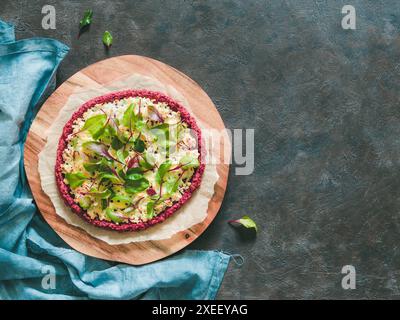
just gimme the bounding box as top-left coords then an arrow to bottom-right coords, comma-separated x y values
83,158 -> 110,173
111,136 -> 124,150
126,167 -> 144,175
105,208 -> 125,223
125,177 -> 149,194
116,149 -> 128,164
126,173 -> 144,181
133,138 -> 145,152
88,189 -> 112,199
98,173 -> 121,184
150,123 -> 170,156
65,172 -> 86,188
102,31 -> 113,48
140,152 -> 155,169
78,196 -> 91,209
82,114 -> 107,138
180,154 -> 200,169
79,9 -> 93,29
122,103 -> 139,130
229,215 -> 258,232
111,195 -> 132,205
146,201 -> 155,218
155,160 -> 172,185
165,174 -> 181,194
82,141 -> 117,162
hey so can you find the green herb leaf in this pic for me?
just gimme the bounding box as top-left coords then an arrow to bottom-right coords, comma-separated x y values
122,103 -> 138,129
126,173 -> 144,181
155,160 -> 172,185
105,208 -> 125,223
140,152 -> 155,169
125,177 -> 150,194
180,154 -> 200,169
150,123 -> 170,156
78,196 -> 92,209
165,174 -> 181,194
146,201 -> 155,218
116,149 -> 128,164
102,31 -> 113,48
88,189 -> 112,199
229,215 -> 258,232
81,114 -> 107,139
79,9 -> 93,29
98,173 -> 121,184
111,195 -> 132,205
126,167 -> 144,175
133,138 -> 145,152
111,136 -> 124,150
65,172 -> 86,188
83,158 -> 110,173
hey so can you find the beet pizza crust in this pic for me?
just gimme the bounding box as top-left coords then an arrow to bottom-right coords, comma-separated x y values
55,89 -> 205,232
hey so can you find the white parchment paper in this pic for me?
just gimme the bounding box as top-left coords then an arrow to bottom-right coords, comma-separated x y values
38,74 -> 219,244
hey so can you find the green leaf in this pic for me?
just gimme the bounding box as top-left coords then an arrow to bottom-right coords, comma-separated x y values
150,123 -> 170,156
111,136 -> 124,150
125,177 -> 149,194
229,215 -> 258,232
81,114 -> 107,139
102,31 -> 113,48
105,208 -> 124,223
79,9 -> 93,29
140,152 -> 155,169
126,173 -> 144,181
65,172 -> 87,188
180,154 -> 200,169
88,189 -> 112,199
98,173 -> 121,184
146,201 -> 155,218
126,167 -> 144,176
165,174 -> 181,194
78,196 -> 92,209
83,158 -> 110,173
116,149 -> 128,164
111,195 -> 132,205
133,138 -> 145,152
122,103 -> 138,129
82,141 -> 112,159
155,160 -> 172,185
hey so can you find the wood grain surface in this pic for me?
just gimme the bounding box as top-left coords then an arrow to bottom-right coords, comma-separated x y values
24,55 -> 230,265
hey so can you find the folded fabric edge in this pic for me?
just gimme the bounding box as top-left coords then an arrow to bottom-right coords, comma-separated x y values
203,251 -> 230,299
0,19 -> 15,44
0,37 -> 69,58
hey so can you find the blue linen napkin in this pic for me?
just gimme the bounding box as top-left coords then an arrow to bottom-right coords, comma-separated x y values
0,19 -> 230,300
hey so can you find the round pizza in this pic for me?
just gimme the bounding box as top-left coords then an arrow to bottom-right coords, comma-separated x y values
55,90 -> 205,232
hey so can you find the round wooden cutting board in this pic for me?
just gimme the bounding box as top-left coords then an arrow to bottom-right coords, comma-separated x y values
24,55 -> 230,265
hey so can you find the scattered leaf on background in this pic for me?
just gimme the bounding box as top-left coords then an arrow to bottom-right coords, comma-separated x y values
228,215 -> 258,232
102,31 -> 113,48
79,9 -> 93,35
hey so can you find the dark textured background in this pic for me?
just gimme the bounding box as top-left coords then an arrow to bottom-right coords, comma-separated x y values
4,0 -> 400,299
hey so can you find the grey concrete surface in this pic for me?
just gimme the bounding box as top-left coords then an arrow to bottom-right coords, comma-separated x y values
3,0 -> 400,299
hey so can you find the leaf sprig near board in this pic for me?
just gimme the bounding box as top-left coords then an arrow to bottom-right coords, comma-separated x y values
102,31 -> 113,48
78,9 -> 114,48
228,216 -> 258,232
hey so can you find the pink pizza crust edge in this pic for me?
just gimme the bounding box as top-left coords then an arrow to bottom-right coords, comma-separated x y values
55,89 -> 206,232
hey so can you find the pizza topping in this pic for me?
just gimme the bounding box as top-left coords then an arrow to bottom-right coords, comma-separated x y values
61,96 -> 200,224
